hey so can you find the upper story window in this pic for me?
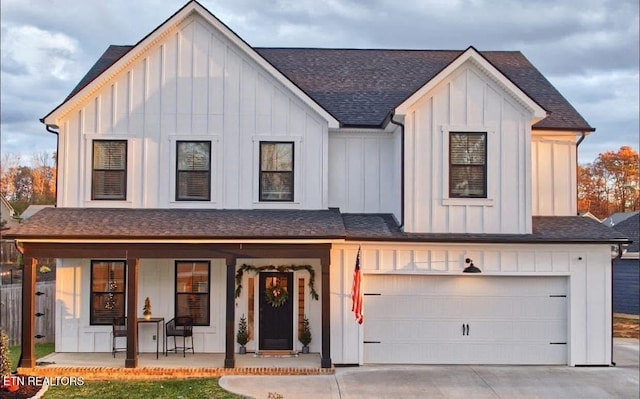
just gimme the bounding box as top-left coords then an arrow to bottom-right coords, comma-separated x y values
92,140 -> 127,200
259,142 -> 294,201
90,260 -> 126,325
176,141 -> 211,201
449,132 -> 487,198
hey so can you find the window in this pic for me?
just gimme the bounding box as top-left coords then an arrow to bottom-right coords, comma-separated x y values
449,132 -> 487,198
92,140 -> 127,200
90,260 -> 126,325
176,141 -> 211,201
259,142 -> 294,201
175,261 -> 210,326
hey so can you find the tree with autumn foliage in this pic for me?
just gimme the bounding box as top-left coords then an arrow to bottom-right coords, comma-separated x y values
578,146 -> 639,219
0,152 -> 56,215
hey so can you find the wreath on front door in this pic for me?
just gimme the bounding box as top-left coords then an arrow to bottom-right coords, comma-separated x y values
265,283 -> 289,308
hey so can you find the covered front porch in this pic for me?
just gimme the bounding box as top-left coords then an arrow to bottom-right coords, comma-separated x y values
16,241 -> 333,370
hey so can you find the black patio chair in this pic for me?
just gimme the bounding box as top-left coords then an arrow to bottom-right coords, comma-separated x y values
165,316 -> 194,357
112,317 -> 127,357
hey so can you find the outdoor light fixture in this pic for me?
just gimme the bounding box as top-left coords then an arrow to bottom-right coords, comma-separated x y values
463,258 -> 481,273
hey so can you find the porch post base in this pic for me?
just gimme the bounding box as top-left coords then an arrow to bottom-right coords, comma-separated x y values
125,359 -> 138,368
18,357 -> 36,369
224,358 -> 235,368
321,357 -> 332,368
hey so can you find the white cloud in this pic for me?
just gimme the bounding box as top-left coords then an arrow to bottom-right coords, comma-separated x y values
1,24 -> 80,81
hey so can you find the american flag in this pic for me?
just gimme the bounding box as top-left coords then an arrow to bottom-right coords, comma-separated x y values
351,246 -> 364,324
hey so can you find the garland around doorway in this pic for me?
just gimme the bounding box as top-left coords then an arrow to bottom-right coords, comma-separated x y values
234,264 -> 319,301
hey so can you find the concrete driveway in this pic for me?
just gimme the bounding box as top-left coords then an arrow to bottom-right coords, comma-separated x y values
220,338 -> 639,399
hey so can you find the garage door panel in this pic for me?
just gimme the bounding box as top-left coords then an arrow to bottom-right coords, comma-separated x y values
364,276 -> 568,365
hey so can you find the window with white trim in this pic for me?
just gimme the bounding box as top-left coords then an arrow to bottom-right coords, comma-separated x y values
259,142 -> 294,201
92,140 -> 127,200
449,132 -> 487,198
176,141 -> 211,201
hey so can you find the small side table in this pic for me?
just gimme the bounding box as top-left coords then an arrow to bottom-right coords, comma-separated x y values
137,317 -> 165,359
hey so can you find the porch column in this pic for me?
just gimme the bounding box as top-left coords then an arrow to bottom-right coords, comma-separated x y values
18,256 -> 37,368
321,254 -> 332,368
125,257 -> 139,368
224,257 -> 236,368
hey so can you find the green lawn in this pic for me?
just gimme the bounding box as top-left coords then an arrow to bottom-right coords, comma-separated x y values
7,344 -> 241,398
44,379 -> 242,399
8,342 -> 55,371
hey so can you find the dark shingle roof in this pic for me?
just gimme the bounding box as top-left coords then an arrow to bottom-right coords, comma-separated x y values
3,208 -> 346,240
4,209 -> 629,244
257,48 -> 592,130
612,213 -> 639,252
66,45 -> 133,102
343,214 -> 630,243
61,45 -> 592,131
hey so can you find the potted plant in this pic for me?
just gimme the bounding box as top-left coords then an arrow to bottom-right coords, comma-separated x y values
237,314 -> 249,354
143,297 -> 152,320
299,315 -> 312,353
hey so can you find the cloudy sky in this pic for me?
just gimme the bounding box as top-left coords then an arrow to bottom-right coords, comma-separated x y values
1,0 -> 638,165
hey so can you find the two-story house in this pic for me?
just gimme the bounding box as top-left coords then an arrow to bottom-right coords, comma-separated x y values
8,0 -> 629,370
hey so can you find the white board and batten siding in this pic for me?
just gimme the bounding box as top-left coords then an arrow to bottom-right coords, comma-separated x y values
328,129 -> 400,216
55,258 -> 227,353
56,13 -> 329,210
531,133 -> 578,216
330,243 -> 613,366
402,61 -> 533,235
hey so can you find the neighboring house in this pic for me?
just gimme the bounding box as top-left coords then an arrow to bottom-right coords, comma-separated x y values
19,205 -> 55,221
1,197 -> 20,285
579,211 -> 601,223
0,196 -> 19,229
611,213 -> 639,315
602,211 -> 639,228
6,1 -> 629,369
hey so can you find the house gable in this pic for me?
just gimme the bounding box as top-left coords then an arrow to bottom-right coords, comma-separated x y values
47,2 -> 336,209
394,46 -> 546,123
42,0 -> 338,129
402,54 -> 544,234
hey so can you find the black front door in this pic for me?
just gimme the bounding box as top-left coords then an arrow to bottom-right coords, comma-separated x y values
259,272 -> 294,350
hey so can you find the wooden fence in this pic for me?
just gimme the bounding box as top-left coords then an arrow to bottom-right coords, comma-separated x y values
0,281 -> 55,346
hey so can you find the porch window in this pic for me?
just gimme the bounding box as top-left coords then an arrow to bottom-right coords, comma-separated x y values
176,141 -> 211,201
259,142 -> 294,201
92,140 -> 127,200
449,132 -> 487,198
90,260 -> 126,325
175,261 -> 210,326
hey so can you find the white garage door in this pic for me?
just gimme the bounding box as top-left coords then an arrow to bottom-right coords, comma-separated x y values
364,275 -> 567,365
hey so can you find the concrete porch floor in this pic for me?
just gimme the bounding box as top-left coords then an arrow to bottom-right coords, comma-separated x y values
20,351 -> 331,379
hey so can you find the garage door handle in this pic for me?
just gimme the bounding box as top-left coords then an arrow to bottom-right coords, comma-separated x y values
462,324 -> 469,336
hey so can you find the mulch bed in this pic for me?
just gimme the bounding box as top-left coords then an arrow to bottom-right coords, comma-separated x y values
1,375 -> 45,399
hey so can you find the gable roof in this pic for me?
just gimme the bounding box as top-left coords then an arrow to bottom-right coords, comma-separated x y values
42,0 -> 339,128
612,213 -> 639,253
48,3 -> 592,131
602,211 -> 639,227
393,46 -> 547,122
